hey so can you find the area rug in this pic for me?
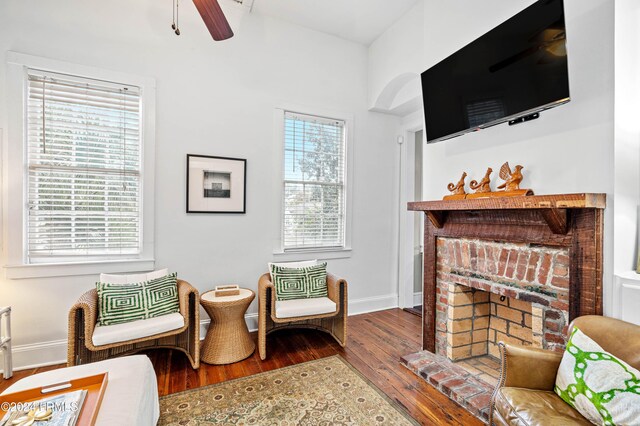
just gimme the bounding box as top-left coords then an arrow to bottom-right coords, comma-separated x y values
159,355 -> 418,425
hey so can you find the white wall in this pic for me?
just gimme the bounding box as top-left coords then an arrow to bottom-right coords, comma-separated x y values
421,0 -> 615,313
614,0 -> 640,274
0,0 -> 401,369
421,0 -> 614,197
368,1 -> 424,114
613,0 -> 640,324
368,4 -> 427,308
369,0 -> 617,315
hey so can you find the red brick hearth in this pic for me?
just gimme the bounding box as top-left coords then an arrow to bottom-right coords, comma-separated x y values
402,350 -> 496,421
404,194 -> 606,422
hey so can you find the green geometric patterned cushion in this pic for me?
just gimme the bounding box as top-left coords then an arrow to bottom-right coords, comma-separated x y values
96,272 -> 180,326
270,262 -> 328,301
555,327 -> 640,425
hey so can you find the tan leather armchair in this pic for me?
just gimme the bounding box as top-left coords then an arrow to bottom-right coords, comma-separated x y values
491,315 -> 640,425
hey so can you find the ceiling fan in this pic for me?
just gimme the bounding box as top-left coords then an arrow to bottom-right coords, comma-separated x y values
489,22 -> 567,73
172,0 -> 234,41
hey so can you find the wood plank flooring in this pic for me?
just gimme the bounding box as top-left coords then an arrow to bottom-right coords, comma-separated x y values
0,309 -> 481,426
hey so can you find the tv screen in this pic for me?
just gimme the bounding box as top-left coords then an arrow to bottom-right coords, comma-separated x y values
422,0 -> 570,143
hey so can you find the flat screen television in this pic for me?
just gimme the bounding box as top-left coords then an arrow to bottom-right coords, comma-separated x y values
422,0 -> 570,143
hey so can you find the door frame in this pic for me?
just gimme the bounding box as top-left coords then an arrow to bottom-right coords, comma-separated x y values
397,114 -> 425,309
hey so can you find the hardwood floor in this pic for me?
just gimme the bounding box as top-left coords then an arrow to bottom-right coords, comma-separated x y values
0,309 -> 482,425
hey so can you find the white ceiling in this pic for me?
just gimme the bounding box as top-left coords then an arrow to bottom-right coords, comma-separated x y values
247,0 -> 421,45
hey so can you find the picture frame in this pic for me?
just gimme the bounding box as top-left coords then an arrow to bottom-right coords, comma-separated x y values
186,154 -> 246,213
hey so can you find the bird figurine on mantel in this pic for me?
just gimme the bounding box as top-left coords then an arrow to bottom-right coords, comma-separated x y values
470,167 -> 493,194
497,162 -> 524,192
446,172 -> 467,198
443,162 -> 533,200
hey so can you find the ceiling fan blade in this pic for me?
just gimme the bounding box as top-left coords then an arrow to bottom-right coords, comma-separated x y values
489,46 -> 539,73
192,0 -> 234,41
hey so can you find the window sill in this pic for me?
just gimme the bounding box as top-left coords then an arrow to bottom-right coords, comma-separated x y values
272,248 -> 352,262
4,258 -> 156,280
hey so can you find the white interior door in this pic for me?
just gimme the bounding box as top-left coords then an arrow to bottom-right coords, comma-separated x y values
412,131 -> 424,308
398,123 -> 425,310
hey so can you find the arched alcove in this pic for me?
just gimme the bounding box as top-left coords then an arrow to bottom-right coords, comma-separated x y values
370,72 -> 422,116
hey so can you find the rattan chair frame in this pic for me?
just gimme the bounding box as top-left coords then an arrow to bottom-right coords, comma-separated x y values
258,272 -> 347,360
67,279 -> 200,369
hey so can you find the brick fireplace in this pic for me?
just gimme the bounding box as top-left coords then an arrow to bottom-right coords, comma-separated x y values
437,238 -> 571,362
403,194 -> 605,421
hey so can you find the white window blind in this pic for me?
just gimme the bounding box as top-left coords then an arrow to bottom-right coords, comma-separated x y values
282,111 -> 346,250
26,69 -> 142,261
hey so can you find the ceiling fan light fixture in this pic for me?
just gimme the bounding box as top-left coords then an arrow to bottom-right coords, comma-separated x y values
546,42 -> 566,57
542,29 -> 566,57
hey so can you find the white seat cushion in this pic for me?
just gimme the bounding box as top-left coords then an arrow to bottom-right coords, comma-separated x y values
92,312 -> 184,346
275,297 -> 337,319
2,355 -> 159,426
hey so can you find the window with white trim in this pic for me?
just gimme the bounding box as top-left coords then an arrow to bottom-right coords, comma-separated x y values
282,111 -> 346,250
26,69 -> 142,263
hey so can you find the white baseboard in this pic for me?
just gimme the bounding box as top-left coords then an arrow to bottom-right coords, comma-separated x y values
197,293 -> 399,337
198,313 -> 258,337
4,293 -> 400,374
2,339 -> 68,376
413,292 -> 422,307
349,293 -> 398,315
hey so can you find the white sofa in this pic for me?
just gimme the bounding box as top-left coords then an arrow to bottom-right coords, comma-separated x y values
2,355 -> 159,425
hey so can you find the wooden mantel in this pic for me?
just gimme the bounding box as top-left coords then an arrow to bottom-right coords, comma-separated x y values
408,193 -> 606,235
408,193 -> 606,352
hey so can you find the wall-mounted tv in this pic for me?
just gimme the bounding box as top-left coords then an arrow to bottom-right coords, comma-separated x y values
422,0 -> 570,143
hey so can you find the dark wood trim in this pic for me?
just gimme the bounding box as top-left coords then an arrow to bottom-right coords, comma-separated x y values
423,217 -> 438,353
570,209 -> 604,319
426,211 -> 447,229
409,193 -> 606,212
540,208 -> 569,234
412,193 -> 606,352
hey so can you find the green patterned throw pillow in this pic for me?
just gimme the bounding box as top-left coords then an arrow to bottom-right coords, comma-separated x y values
270,262 -> 328,301
96,272 -> 180,326
555,327 -> 640,425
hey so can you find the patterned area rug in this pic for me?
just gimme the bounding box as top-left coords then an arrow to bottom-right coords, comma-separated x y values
159,356 -> 418,425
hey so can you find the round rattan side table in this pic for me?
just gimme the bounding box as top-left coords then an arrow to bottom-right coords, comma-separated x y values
200,288 -> 255,365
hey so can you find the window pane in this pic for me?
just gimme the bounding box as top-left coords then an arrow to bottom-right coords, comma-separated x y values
282,112 -> 345,249
26,70 -> 142,260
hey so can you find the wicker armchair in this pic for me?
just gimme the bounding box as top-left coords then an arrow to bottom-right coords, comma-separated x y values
258,272 -> 347,360
68,279 -> 200,369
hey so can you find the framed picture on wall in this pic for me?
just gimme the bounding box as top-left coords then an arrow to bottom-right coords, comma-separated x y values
186,154 -> 246,213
